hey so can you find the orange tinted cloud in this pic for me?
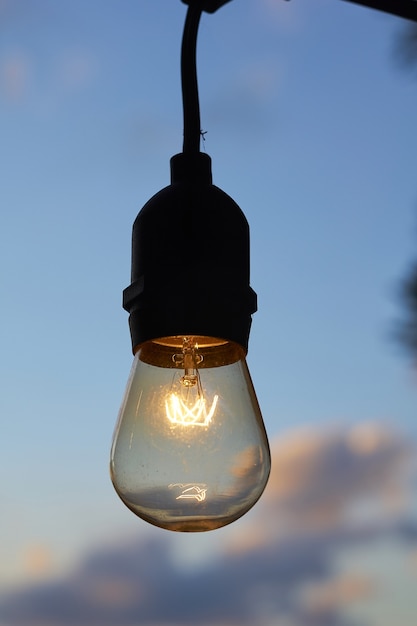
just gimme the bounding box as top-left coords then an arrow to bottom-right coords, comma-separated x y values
22,544 -> 52,579
227,423 -> 413,551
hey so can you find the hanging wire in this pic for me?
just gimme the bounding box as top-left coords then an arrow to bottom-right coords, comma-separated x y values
181,3 -> 203,154
341,0 -> 417,22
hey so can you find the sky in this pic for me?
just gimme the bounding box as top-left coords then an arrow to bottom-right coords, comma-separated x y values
1,0 -> 417,623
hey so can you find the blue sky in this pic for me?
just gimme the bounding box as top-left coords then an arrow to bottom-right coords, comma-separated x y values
1,0 -> 417,622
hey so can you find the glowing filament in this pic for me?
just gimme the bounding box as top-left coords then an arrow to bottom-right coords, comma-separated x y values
165,337 -> 219,427
166,393 -> 218,427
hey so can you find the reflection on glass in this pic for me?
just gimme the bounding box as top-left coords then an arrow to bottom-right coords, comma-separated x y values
169,483 -> 208,502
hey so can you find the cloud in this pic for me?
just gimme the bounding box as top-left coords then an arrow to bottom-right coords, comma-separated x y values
0,536 -> 337,625
259,0 -> 305,34
224,422 -> 413,557
299,572 -> 374,616
0,51 -> 30,102
57,48 -> 97,93
0,0 -> 17,19
0,423 -> 415,626
266,422 -> 412,524
205,61 -> 282,137
0,44 -> 98,110
21,545 -> 54,581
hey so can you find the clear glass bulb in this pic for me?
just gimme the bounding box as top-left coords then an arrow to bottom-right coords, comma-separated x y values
110,336 -> 270,532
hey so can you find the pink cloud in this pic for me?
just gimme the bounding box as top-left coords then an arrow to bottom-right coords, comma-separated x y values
0,52 -> 29,102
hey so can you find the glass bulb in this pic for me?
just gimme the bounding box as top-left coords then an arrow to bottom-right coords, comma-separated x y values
110,336 -> 270,532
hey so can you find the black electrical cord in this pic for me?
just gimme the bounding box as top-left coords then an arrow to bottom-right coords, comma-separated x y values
181,2 -> 203,154
180,1 -> 233,154
181,3 -> 203,154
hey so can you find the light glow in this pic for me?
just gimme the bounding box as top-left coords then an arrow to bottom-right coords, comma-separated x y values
166,393 -> 219,427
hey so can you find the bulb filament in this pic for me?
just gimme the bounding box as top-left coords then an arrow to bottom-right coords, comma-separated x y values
165,337 -> 218,427
166,393 -> 218,426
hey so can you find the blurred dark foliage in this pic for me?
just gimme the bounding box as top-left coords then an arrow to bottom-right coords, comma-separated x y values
395,23 -> 417,361
398,261 -> 417,362
395,23 -> 417,70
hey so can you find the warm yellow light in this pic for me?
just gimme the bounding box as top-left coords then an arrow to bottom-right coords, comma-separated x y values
163,337 -> 219,426
166,393 -> 219,427
110,335 -> 270,531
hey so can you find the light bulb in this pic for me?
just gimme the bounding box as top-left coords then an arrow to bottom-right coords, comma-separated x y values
110,335 -> 270,532
113,151 -> 271,531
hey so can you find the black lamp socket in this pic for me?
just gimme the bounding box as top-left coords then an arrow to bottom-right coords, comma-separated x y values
181,0 -> 233,14
123,153 -> 257,353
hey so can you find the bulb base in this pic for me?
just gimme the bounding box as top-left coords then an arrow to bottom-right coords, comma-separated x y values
123,152 -> 257,353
